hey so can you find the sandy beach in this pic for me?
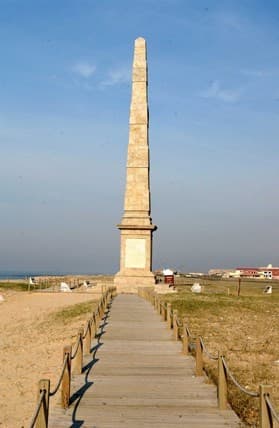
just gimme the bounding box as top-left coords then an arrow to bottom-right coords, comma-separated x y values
0,288 -> 99,428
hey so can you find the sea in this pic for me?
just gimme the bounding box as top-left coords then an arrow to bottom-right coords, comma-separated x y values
0,271 -> 103,280
0,272 -> 57,280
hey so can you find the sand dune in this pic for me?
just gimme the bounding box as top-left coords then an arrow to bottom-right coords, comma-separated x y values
0,289 -> 98,428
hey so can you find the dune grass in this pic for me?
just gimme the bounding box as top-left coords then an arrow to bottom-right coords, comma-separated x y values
162,278 -> 279,426
0,281 -> 28,291
51,300 -> 97,323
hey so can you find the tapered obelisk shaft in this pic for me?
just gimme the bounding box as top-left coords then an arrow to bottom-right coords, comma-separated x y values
114,37 -> 157,292
123,37 -> 151,224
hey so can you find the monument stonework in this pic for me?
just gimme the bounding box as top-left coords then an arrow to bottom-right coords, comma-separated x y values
114,37 -> 157,292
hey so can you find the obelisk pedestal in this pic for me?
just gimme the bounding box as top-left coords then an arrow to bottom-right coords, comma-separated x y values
114,37 -> 157,293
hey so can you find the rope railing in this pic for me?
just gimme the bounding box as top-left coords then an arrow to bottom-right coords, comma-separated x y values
185,324 -> 195,340
221,356 -> 259,398
82,319 -> 91,339
28,286 -> 116,428
265,394 -> 279,424
29,389 -> 47,428
139,287 -> 279,428
71,334 -> 81,360
49,354 -> 69,397
200,337 -> 218,361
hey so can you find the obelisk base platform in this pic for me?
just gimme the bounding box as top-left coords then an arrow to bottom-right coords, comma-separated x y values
114,224 -> 156,293
114,272 -> 156,293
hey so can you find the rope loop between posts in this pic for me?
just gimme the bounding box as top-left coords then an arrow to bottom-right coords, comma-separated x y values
200,337 -> 218,360
49,355 -> 68,396
221,356 -> 259,397
265,394 -> 279,423
82,320 -> 91,339
71,335 -> 81,360
185,324 -> 196,341
176,318 -> 183,328
29,389 -> 46,428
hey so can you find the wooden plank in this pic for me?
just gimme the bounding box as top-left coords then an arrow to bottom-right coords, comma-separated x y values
49,294 -> 240,427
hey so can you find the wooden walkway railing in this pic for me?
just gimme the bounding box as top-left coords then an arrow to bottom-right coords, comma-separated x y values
28,287 -> 116,428
138,288 -> 279,428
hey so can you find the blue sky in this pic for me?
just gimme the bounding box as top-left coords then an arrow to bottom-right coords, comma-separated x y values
1,0 -> 279,273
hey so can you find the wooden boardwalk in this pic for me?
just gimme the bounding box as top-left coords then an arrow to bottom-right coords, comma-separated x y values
50,294 -> 240,427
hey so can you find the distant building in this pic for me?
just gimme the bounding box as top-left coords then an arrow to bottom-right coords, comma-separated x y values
208,269 -> 236,277
237,264 -> 279,279
209,264 -> 279,280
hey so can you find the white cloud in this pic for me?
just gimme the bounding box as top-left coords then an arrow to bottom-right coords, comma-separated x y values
199,80 -> 240,103
101,67 -> 130,87
72,62 -> 96,78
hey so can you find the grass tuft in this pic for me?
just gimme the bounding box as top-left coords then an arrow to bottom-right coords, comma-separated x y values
52,300 -> 96,323
0,282 -> 28,292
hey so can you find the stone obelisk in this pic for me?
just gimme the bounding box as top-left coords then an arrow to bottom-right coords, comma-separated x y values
114,37 -> 157,292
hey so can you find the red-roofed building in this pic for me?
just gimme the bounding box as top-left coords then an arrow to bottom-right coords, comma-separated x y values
236,265 -> 279,279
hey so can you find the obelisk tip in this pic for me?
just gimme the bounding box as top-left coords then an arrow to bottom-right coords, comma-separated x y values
135,37 -> 146,47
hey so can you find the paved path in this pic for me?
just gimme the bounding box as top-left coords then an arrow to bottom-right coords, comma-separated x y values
50,294 -> 240,427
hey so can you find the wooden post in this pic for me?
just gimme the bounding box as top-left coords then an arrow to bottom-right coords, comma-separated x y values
90,313 -> 95,342
92,313 -> 97,337
73,328 -> 83,374
98,302 -> 103,325
259,385 -> 273,428
167,303 -> 172,329
237,277 -> 241,297
182,323 -> 189,355
162,303 -> 167,321
157,297 -> 161,314
84,320 -> 92,354
95,307 -> 99,329
154,295 -> 157,310
173,309 -> 179,340
96,305 -> 100,326
98,302 -> 102,322
61,346 -> 71,409
195,337 -> 203,376
218,354 -> 227,410
100,299 -> 103,317
162,304 -> 166,320
99,301 -> 103,319
36,379 -> 50,428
